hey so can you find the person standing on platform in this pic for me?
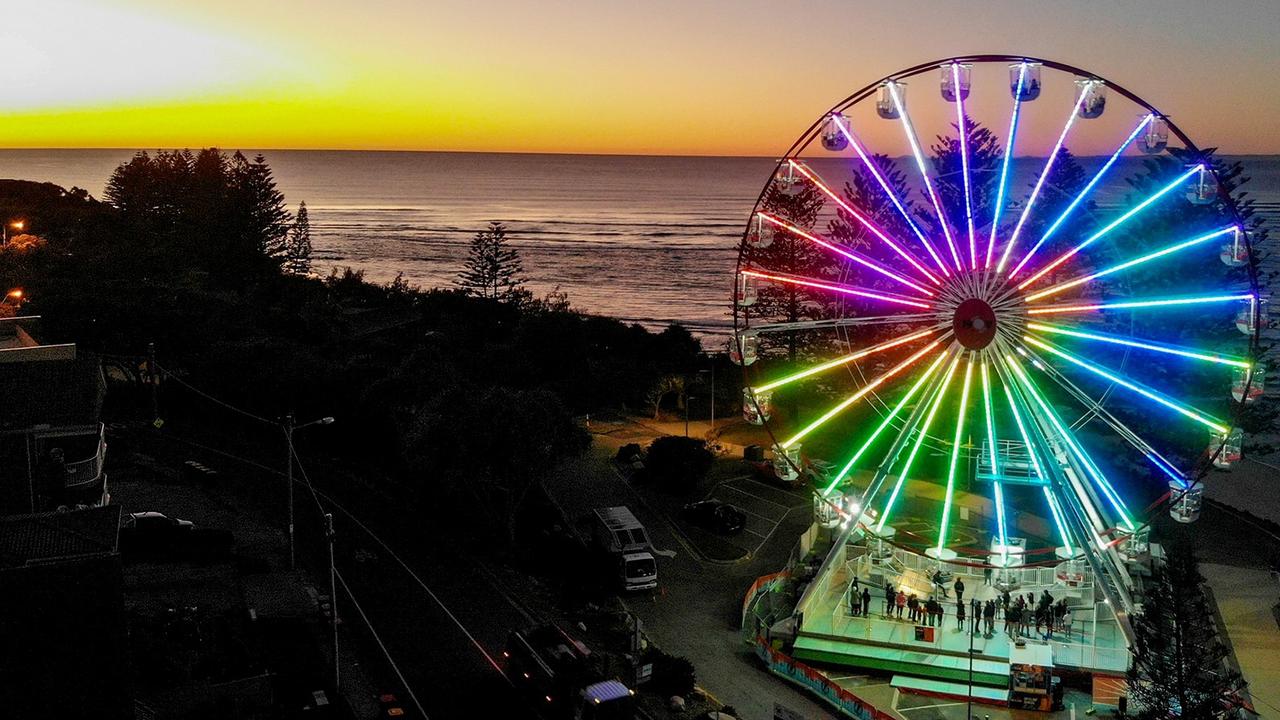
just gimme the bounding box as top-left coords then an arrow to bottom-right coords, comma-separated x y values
984,566 -> 993,585
955,599 -> 966,631
884,583 -> 895,617
907,594 -> 919,623
954,576 -> 965,603
895,589 -> 906,619
850,583 -> 860,617
984,599 -> 996,637
861,587 -> 871,617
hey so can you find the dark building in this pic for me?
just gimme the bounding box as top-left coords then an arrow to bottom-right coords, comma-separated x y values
0,504 -> 132,719
0,316 -> 109,516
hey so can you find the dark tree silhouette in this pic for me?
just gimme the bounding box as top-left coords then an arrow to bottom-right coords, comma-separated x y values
456,221 -> 529,303
928,114 -> 1002,247
285,201 -> 313,275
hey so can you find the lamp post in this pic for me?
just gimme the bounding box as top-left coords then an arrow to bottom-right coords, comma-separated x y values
3,220 -> 24,246
325,511 -> 339,691
283,413 -> 335,570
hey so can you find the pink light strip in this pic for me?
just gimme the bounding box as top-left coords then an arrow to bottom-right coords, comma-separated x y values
952,63 -> 977,269
789,161 -> 942,285
757,212 -> 934,297
829,122 -> 950,278
741,269 -> 933,309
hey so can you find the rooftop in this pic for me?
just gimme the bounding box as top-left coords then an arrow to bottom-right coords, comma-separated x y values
0,357 -> 105,433
0,505 -> 121,568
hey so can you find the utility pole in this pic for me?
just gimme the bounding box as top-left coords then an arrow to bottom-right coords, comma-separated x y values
146,342 -> 158,423
284,413 -> 295,570
326,511 -> 339,690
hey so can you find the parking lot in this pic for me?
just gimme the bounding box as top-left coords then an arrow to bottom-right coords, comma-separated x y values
687,475 -> 812,559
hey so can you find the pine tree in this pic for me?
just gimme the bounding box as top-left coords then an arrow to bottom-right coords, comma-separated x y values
1127,542 -> 1245,718
929,114 -> 1002,243
285,201 -> 313,275
456,221 -> 528,303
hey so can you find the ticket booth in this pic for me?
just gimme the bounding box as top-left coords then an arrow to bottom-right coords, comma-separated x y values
1009,642 -> 1063,711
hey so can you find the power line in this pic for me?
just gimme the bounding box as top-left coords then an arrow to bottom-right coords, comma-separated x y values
153,362 -> 277,426
335,569 -> 431,720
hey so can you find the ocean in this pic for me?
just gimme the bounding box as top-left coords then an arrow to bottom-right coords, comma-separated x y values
2,149 -> 1277,339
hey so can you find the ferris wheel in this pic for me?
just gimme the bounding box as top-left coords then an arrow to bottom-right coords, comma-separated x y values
731,55 -> 1263,616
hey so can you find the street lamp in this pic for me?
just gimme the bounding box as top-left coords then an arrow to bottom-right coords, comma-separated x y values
283,413 -> 335,570
3,220 -> 25,246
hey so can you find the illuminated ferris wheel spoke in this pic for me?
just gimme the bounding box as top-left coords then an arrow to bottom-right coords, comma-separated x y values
986,62 -> 1027,269
979,360 -> 1009,553
740,269 -> 934,309
823,123 -> 951,279
1009,114 -> 1156,278
1020,346 -> 1191,488
996,81 -> 1094,274
788,161 -> 944,284
1042,486 -> 1074,554
949,63 -> 978,269
1021,336 -> 1230,433
1023,226 -> 1238,303
822,351 -> 950,496
1025,321 -> 1252,368
935,358 -> 975,554
751,314 -> 940,334
1016,164 -> 1206,290
886,81 -> 964,272
877,353 -> 963,532
1003,351 -> 1135,531
752,328 -> 939,393
755,212 -> 935,296
1026,292 -> 1254,317
781,341 -> 944,448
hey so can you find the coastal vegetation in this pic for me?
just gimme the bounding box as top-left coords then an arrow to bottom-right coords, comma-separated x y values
0,149 -> 702,548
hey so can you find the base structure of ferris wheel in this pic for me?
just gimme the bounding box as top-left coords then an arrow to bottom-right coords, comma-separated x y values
735,55 -> 1261,700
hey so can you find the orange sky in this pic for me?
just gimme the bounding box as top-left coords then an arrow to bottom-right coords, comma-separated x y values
2,0 -> 1278,156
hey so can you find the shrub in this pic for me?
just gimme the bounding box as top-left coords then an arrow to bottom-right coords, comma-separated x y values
644,436 -> 713,493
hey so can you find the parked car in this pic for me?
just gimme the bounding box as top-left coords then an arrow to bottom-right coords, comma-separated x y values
680,500 -> 747,535
126,511 -> 195,531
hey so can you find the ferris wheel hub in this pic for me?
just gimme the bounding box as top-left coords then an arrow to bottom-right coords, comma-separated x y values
953,296 -> 998,349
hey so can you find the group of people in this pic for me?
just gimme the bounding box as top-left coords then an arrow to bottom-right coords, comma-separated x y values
850,576 -> 1077,642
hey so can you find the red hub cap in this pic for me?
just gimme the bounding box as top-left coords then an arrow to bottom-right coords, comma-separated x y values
954,298 -> 997,350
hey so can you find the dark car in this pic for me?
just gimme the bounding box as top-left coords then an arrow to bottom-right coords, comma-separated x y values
680,500 -> 747,535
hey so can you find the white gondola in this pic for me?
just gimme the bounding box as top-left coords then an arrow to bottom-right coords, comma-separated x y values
1211,427 -> 1243,469
1219,228 -> 1248,267
1076,79 -> 1106,118
1008,62 -> 1042,101
1186,165 -> 1218,205
820,113 -> 850,151
742,386 -> 772,424
1231,365 -> 1264,404
1235,298 -> 1266,335
814,494 -> 841,529
735,272 -> 758,307
773,161 -> 803,195
1054,547 -> 1088,588
875,82 -> 902,120
940,63 -> 971,102
1116,527 -> 1150,562
1168,480 -> 1203,524
728,331 -> 759,366
747,213 -> 773,249
1140,116 -> 1169,154
772,442 -> 802,483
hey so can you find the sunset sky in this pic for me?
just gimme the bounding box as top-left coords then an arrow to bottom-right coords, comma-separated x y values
2,0 -> 1278,156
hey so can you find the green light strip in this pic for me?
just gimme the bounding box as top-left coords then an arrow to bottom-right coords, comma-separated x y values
936,358 -> 974,554
981,360 -> 1007,551
781,341 -> 941,448
877,354 -> 962,532
753,328 -> 935,394
1005,353 -> 1136,531
822,352 -> 948,496
1023,336 -> 1230,433
1026,321 -> 1251,369
1000,361 -> 1069,551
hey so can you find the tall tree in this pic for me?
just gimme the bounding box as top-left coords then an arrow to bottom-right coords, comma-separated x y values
284,201 -> 313,275
742,180 -> 830,361
456,221 -> 529,303
929,114 -> 1002,242
1127,541 -> 1246,718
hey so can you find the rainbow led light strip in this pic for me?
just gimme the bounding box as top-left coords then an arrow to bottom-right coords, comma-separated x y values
936,359 -> 975,553
1022,336 -> 1230,433
753,328 -> 936,393
756,212 -> 934,296
887,81 -> 963,272
1018,164 -> 1205,289
987,62 -> 1026,268
826,123 -> 949,277
951,63 -> 977,269
782,341 -> 942,448
877,353 -> 962,531
823,352 -> 949,495
739,269 -> 933,309
1010,114 -> 1155,277
1026,293 -> 1254,316
1024,226 -> 1237,302
997,81 -> 1093,273
1026,322 -> 1251,368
